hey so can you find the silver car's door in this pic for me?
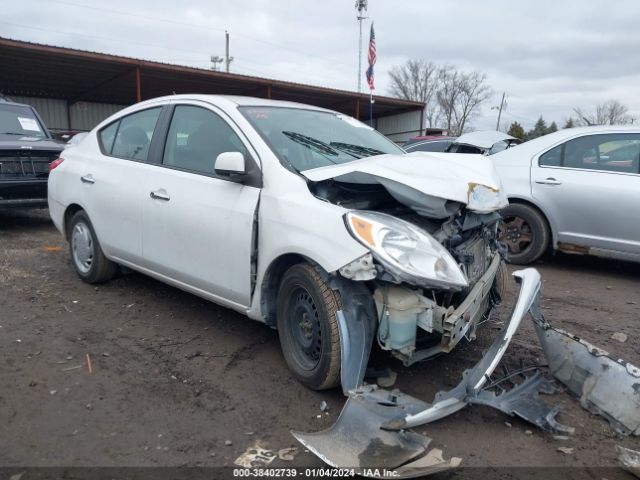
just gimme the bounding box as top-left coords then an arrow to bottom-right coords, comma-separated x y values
531,132 -> 640,256
84,106 -> 164,264
142,103 -> 261,307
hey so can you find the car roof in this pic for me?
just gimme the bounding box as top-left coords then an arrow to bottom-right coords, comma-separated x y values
134,94 -> 334,113
454,131 -> 516,149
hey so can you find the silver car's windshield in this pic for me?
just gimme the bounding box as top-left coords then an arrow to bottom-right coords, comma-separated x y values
239,106 -> 404,172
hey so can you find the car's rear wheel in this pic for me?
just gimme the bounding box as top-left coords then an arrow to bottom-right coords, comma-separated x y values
499,203 -> 550,264
68,210 -> 117,283
276,263 -> 342,390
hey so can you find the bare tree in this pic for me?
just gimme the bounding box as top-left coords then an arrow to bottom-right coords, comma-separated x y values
387,60 -> 493,135
388,60 -> 439,127
452,71 -> 492,134
573,100 -> 634,126
436,67 -> 492,135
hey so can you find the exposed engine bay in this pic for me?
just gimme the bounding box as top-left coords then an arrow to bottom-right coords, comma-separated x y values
311,178 -> 506,365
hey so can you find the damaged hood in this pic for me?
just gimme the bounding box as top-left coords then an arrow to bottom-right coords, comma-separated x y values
302,152 -> 508,218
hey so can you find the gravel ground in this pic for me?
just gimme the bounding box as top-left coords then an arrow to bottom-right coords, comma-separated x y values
1,208 -> 638,479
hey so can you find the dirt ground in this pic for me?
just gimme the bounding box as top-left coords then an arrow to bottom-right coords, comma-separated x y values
1,208 -> 638,478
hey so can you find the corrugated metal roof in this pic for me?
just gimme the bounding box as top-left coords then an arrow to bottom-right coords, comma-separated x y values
0,37 -> 424,120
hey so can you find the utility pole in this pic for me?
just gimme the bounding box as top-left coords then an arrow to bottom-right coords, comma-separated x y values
494,92 -> 506,130
355,0 -> 368,93
225,30 -> 234,73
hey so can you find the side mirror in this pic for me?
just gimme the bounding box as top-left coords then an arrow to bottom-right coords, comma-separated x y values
214,151 -> 246,179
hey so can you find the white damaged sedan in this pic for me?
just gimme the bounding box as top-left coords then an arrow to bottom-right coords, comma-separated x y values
48,95 -> 550,472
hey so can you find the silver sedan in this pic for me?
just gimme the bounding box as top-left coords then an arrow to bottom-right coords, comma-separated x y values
492,126 -> 640,264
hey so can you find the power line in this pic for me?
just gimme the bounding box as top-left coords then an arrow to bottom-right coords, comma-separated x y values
0,21 -> 213,56
27,0 -> 353,68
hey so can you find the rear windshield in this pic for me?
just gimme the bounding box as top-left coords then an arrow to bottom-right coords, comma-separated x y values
0,104 -> 47,138
239,106 -> 404,172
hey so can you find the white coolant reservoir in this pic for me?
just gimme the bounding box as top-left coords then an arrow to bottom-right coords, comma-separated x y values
373,287 -> 436,354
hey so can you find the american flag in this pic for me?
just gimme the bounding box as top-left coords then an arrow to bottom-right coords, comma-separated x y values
365,23 -> 376,91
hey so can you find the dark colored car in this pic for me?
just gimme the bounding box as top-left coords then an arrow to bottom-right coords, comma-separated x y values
403,135 -> 457,153
0,98 -> 64,207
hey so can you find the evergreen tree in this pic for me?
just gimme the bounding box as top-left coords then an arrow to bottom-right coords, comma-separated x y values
507,121 -> 525,141
563,118 -> 575,129
526,116 -> 548,140
547,121 -> 558,133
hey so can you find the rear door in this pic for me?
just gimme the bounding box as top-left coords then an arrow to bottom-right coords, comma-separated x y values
141,102 -> 261,307
531,132 -> 640,256
84,106 -> 164,264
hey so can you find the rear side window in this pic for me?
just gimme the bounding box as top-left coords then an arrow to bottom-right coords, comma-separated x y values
539,145 -> 562,166
540,133 -> 640,173
162,105 -> 248,175
99,122 -> 119,154
102,107 -> 161,161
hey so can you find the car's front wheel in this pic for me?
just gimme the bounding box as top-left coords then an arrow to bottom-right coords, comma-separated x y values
276,263 -> 342,390
68,210 -> 117,284
499,203 -> 550,264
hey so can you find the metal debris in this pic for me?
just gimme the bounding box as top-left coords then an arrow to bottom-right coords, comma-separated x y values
234,445 -> 276,468
278,447 -> 297,461
617,445 -> 640,478
319,401 -> 329,412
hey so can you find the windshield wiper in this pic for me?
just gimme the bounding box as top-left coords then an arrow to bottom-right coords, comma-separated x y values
282,131 -> 341,163
0,132 -> 31,136
329,142 -> 384,159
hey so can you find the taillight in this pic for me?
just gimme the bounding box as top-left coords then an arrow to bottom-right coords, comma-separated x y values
49,157 -> 64,171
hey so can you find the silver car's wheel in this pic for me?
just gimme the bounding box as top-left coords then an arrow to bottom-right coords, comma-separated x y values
67,210 -> 117,284
71,222 -> 94,274
499,203 -> 550,265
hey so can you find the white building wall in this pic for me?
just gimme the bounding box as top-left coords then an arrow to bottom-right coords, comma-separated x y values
10,96 -> 126,132
376,110 -> 422,143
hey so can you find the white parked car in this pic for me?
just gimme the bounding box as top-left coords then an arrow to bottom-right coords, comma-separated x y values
48,94 -> 541,395
493,126 -> 640,264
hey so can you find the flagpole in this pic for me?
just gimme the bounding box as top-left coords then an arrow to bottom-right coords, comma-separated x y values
369,90 -> 373,127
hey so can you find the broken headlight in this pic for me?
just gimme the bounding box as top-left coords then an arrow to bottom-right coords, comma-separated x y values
466,183 -> 508,213
344,211 -> 468,290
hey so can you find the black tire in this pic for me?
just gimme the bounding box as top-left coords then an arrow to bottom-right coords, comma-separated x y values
67,210 -> 117,284
276,263 -> 342,390
499,203 -> 550,265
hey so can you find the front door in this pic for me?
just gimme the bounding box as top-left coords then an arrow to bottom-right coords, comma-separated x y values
531,132 -> 640,255
142,103 -> 261,307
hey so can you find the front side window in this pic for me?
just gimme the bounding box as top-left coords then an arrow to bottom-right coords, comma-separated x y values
162,105 -> 248,175
0,104 -> 46,138
110,107 -> 161,161
239,106 -> 404,172
540,133 -> 640,174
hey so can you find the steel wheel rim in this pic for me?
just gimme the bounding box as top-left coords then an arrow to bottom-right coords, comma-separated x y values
499,216 -> 533,255
286,286 -> 322,371
71,222 -> 94,274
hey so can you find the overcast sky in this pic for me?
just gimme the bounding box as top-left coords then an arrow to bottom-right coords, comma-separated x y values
3,0 -> 640,130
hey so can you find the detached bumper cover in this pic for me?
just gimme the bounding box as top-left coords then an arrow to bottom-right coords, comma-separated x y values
293,268 -> 545,476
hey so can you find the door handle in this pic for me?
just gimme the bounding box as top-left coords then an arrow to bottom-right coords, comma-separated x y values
80,174 -> 95,184
150,190 -> 170,201
535,177 -> 562,186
